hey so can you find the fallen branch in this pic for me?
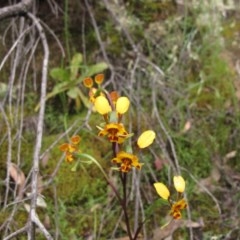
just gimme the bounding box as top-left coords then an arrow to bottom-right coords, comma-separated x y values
0,0 -> 33,20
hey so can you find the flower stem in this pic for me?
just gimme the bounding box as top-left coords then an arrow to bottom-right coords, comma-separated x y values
120,172 -> 133,240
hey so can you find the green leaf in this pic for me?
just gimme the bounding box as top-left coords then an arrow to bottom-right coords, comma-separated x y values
67,87 -> 92,109
70,53 -> 83,80
50,68 -> 70,82
52,82 -> 69,93
76,88 -> 92,109
35,61 -> 108,112
67,87 -> 79,99
85,62 -> 108,77
72,62 -> 109,86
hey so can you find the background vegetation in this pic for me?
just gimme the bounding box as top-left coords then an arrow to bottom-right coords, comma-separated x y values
0,0 -> 240,239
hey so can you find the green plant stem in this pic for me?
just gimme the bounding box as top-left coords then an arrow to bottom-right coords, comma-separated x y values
120,172 -> 133,240
113,141 -> 134,240
81,153 -> 135,240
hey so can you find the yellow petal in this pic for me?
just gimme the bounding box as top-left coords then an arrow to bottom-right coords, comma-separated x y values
173,176 -> 185,193
154,182 -> 170,200
66,153 -> 74,163
94,96 -> 111,115
116,97 -> 130,114
137,130 -> 156,148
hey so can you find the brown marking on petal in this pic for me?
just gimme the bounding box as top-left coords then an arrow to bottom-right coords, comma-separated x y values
172,210 -> 181,219
59,143 -> 70,152
136,164 -> 141,169
71,135 -> 81,144
112,159 -> 117,163
95,73 -> 104,84
83,77 -> 93,88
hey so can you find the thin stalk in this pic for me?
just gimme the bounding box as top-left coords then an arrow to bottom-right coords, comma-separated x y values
113,141 -> 133,240
133,219 -> 147,240
86,154 -> 133,240
120,172 -> 133,240
64,0 -> 70,61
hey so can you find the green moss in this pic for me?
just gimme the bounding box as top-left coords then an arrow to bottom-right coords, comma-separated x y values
0,207 -> 29,239
190,192 -> 225,237
175,135 -> 212,178
187,44 -> 235,110
128,1 -> 177,24
222,20 -> 240,41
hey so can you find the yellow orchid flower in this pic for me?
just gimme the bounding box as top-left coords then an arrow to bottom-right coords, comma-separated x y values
59,135 -> 81,163
112,151 -> 143,172
98,123 -> 129,144
154,176 -> 187,220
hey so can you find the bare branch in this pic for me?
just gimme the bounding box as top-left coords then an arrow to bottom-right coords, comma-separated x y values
26,12 -> 52,240
0,0 -> 33,20
3,226 -> 28,240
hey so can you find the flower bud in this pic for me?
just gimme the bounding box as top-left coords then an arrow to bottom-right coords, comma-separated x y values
83,77 -> 93,88
71,135 -> 81,144
95,73 -> 104,84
